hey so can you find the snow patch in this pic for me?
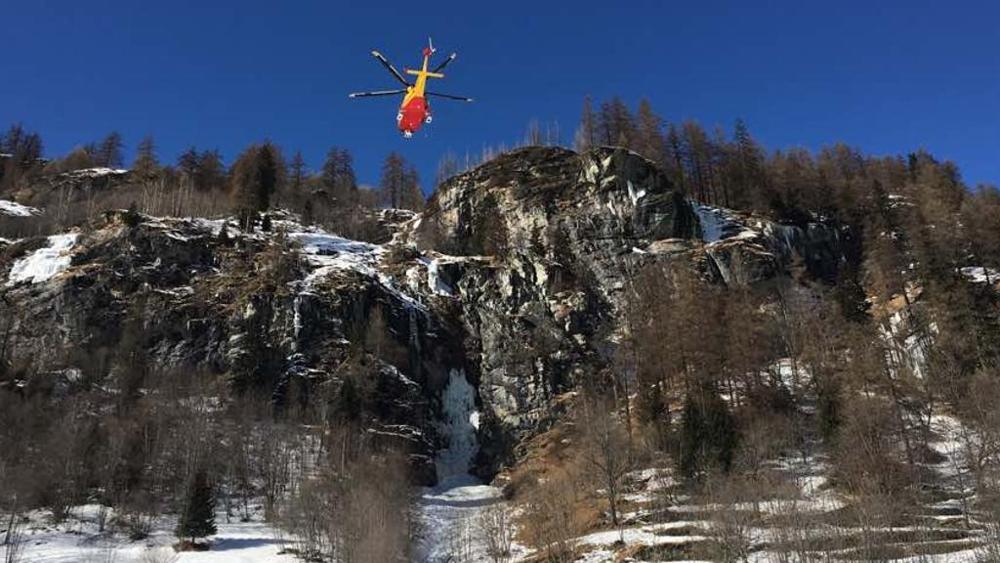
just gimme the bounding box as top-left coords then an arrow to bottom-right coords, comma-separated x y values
7,233 -> 79,285
695,204 -> 758,245
0,199 -> 41,217
16,511 -> 296,563
575,521 -> 709,549
961,266 -> 998,285
62,167 -> 129,178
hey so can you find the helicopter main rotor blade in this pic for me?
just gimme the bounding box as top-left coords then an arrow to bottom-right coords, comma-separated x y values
349,89 -> 407,98
427,91 -> 473,102
431,53 -> 457,74
371,51 -> 410,86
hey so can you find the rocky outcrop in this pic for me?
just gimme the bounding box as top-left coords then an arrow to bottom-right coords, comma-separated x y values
0,212 -> 464,484
0,146 -> 849,480
403,146 -> 848,474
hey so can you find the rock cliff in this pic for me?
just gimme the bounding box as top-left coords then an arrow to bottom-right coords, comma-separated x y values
0,146 -> 847,479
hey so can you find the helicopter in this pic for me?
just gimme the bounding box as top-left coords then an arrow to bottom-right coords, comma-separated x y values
349,39 -> 472,138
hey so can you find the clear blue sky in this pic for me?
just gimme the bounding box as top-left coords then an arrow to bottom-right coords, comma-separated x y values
3,0 -> 999,191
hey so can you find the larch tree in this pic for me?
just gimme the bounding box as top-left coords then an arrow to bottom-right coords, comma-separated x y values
574,95 -> 597,152
95,131 -> 124,168
322,147 -> 357,203
289,150 -> 307,191
231,143 -> 282,230
635,99 -> 666,167
379,152 -> 407,209
400,164 -> 425,211
132,136 -> 159,177
436,151 -> 460,186
598,97 -> 635,147
0,123 -> 43,191
197,150 -> 226,191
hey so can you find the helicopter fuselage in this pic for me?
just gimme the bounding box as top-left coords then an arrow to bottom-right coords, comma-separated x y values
398,50 -> 443,136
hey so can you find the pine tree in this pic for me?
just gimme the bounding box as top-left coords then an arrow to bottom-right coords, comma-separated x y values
176,471 -> 216,544
379,152 -> 407,209
677,385 -> 738,481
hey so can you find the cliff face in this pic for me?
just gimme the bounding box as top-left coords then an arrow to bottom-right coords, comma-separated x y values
0,146 -> 847,479
405,146 -> 847,472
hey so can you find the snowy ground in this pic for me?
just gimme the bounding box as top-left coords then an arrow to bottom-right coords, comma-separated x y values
11,506 -> 295,563
414,370 -> 527,563
416,474 -> 509,562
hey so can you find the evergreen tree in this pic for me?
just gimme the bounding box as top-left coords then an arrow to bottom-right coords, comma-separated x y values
677,385 -> 738,481
176,471 -> 216,544
379,152 -> 407,209
335,375 -> 363,423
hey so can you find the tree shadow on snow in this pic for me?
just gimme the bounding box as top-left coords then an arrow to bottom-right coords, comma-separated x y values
210,537 -> 285,551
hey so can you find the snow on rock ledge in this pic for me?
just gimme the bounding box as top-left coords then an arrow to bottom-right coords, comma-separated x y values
0,199 -> 41,217
7,233 -> 79,285
60,167 -> 129,178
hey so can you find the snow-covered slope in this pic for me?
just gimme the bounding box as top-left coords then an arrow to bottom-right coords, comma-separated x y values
14,505 -> 296,563
7,233 -> 79,285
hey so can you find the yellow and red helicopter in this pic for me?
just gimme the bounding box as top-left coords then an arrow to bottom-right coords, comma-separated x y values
349,39 -> 472,138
